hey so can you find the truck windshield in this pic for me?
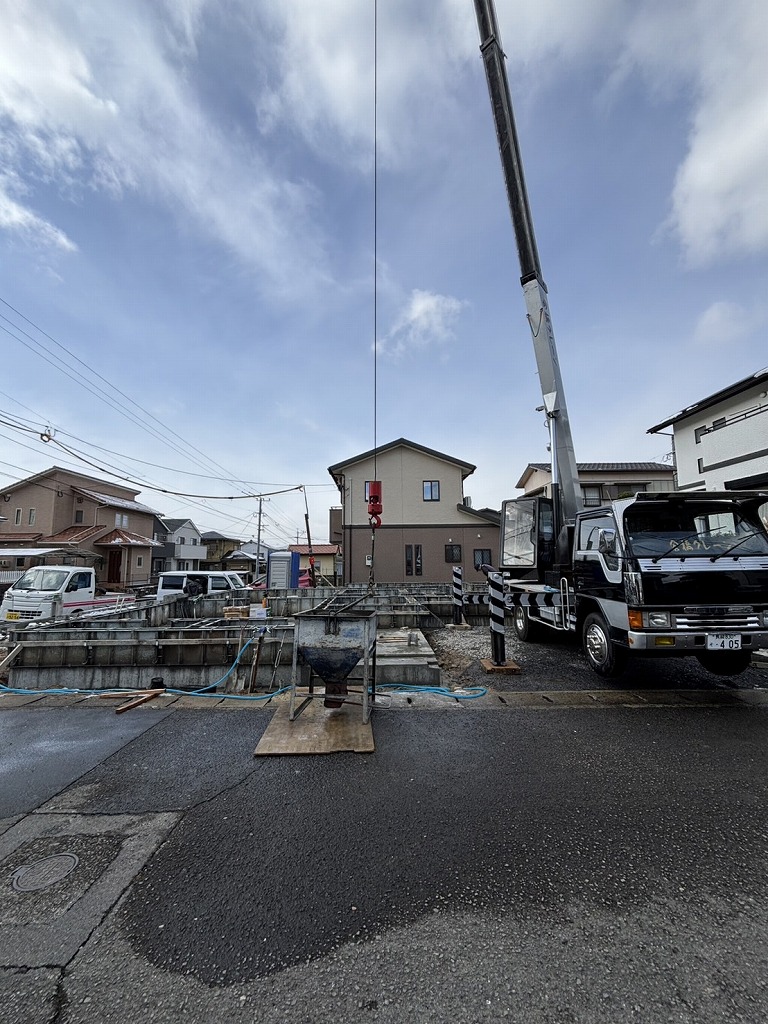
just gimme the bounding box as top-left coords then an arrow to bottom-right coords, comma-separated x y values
13,568 -> 70,592
624,504 -> 768,559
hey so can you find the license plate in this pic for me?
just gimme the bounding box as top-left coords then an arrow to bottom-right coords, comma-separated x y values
706,632 -> 741,651
5,611 -> 19,620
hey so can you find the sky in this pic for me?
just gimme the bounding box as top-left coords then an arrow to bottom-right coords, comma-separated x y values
0,0 -> 766,550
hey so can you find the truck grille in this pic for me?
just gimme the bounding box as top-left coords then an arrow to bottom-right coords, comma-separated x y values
674,611 -> 761,630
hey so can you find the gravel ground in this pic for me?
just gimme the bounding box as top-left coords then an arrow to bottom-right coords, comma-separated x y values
426,623 -> 768,693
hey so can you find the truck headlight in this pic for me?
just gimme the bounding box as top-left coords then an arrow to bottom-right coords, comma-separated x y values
647,611 -> 671,628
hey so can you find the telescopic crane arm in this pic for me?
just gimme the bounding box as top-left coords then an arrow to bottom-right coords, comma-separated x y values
473,0 -> 582,528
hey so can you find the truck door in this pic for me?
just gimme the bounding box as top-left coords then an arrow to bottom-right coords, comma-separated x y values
500,496 -> 554,581
573,512 -> 624,605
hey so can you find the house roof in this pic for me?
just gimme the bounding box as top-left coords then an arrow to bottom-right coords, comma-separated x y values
46,524 -> 109,544
0,533 -> 43,544
289,544 -> 340,555
328,438 -> 476,483
201,531 -> 238,541
647,366 -> 768,432
456,504 -> 500,525
517,462 -> 674,489
0,466 -> 140,499
74,488 -> 159,515
160,518 -> 195,532
94,529 -> 162,547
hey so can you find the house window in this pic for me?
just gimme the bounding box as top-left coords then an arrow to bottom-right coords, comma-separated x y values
15,557 -> 24,568
405,544 -> 423,577
28,508 -> 36,526
14,508 -> 21,525
423,480 -> 440,501
582,485 -> 602,507
115,513 -> 128,528
74,510 -> 84,524
190,538 -> 197,545
697,458 -> 704,474
137,556 -> 144,568
445,544 -> 462,563
474,548 -> 492,570
694,426 -> 706,444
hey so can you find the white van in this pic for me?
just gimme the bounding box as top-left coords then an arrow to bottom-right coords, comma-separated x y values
156,570 -> 247,601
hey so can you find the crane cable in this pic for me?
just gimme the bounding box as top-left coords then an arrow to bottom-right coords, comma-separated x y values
367,0 -> 379,594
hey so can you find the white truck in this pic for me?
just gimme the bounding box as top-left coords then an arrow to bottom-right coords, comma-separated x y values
0,566 -> 135,624
474,0 -> 768,677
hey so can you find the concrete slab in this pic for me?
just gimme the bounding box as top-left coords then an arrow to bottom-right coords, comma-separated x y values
254,699 -> 374,756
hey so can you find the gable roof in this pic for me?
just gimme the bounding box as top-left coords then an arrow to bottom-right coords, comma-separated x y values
161,518 -> 196,533
0,466 -> 140,499
647,367 -> 768,432
328,438 -> 476,483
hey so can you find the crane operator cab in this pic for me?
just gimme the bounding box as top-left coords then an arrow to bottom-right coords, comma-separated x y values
499,495 -> 563,582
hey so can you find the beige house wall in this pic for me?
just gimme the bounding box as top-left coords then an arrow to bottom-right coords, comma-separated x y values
339,448 -> 473,528
345,522 -> 499,585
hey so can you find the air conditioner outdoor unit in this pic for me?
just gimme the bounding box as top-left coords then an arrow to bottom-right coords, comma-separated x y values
0,560 -> 9,567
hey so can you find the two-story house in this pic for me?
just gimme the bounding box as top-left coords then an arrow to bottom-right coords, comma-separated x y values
0,467 -> 161,586
151,517 -> 207,574
647,367 -> 768,491
328,438 -> 500,584
517,462 -> 676,506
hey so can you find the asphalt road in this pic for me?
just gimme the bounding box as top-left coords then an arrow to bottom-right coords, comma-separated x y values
2,662 -> 768,1024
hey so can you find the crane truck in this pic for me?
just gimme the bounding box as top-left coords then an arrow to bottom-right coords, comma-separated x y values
473,0 -> 768,677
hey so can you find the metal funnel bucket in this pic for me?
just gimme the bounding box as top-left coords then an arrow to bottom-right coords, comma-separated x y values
290,606 -> 377,718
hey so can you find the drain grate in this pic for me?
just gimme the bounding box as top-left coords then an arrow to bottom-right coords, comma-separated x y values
11,853 -> 80,892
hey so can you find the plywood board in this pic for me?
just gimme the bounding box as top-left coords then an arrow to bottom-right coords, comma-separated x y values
254,699 -> 374,756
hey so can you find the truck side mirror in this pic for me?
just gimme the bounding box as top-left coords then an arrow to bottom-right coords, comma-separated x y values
598,528 -> 617,556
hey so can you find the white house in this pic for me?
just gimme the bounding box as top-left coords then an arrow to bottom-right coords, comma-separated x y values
647,368 -> 768,491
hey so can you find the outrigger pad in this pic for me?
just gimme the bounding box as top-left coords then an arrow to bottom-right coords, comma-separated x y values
253,698 -> 374,756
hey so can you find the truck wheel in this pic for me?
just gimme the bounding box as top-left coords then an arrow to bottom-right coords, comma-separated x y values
696,651 -> 752,676
582,612 -> 626,677
512,605 -> 541,641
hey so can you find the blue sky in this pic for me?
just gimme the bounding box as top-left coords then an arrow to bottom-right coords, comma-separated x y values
0,0 -> 766,548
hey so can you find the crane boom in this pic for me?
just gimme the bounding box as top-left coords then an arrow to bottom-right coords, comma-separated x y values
473,0 -> 582,527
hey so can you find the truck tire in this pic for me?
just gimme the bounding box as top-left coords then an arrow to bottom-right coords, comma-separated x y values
512,605 -> 542,642
582,612 -> 627,677
696,650 -> 752,677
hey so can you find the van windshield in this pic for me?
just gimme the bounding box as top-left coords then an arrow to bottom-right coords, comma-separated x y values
14,568 -> 70,592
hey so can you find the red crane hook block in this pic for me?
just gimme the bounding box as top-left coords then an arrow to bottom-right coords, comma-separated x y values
367,481 -> 382,528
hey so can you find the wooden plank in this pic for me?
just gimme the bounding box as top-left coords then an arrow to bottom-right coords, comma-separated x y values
254,699 -> 374,756
115,689 -> 165,714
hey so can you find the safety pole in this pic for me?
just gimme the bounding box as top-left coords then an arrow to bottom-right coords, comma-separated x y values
452,566 -> 464,625
488,571 -> 506,666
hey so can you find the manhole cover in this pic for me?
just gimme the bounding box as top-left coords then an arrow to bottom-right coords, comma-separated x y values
11,853 -> 80,892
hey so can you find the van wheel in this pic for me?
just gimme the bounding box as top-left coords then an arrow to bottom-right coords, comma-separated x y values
512,605 -> 541,641
582,612 -> 626,677
696,651 -> 752,676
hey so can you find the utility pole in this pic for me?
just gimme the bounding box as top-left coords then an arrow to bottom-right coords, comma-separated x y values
256,497 -> 265,577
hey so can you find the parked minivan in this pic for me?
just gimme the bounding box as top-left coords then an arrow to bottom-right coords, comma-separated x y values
156,570 -> 248,601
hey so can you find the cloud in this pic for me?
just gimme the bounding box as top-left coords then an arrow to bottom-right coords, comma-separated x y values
378,289 -> 466,359
693,300 -> 760,347
0,173 -> 77,251
602,0 -> 768,266
0,1 -> 330,298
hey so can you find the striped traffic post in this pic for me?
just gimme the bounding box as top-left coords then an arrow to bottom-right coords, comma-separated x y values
452,566 -> 463,625
488,572 -> 506,665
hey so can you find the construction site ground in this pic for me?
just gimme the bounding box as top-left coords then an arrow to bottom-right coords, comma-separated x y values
2,625 -> 768,1024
